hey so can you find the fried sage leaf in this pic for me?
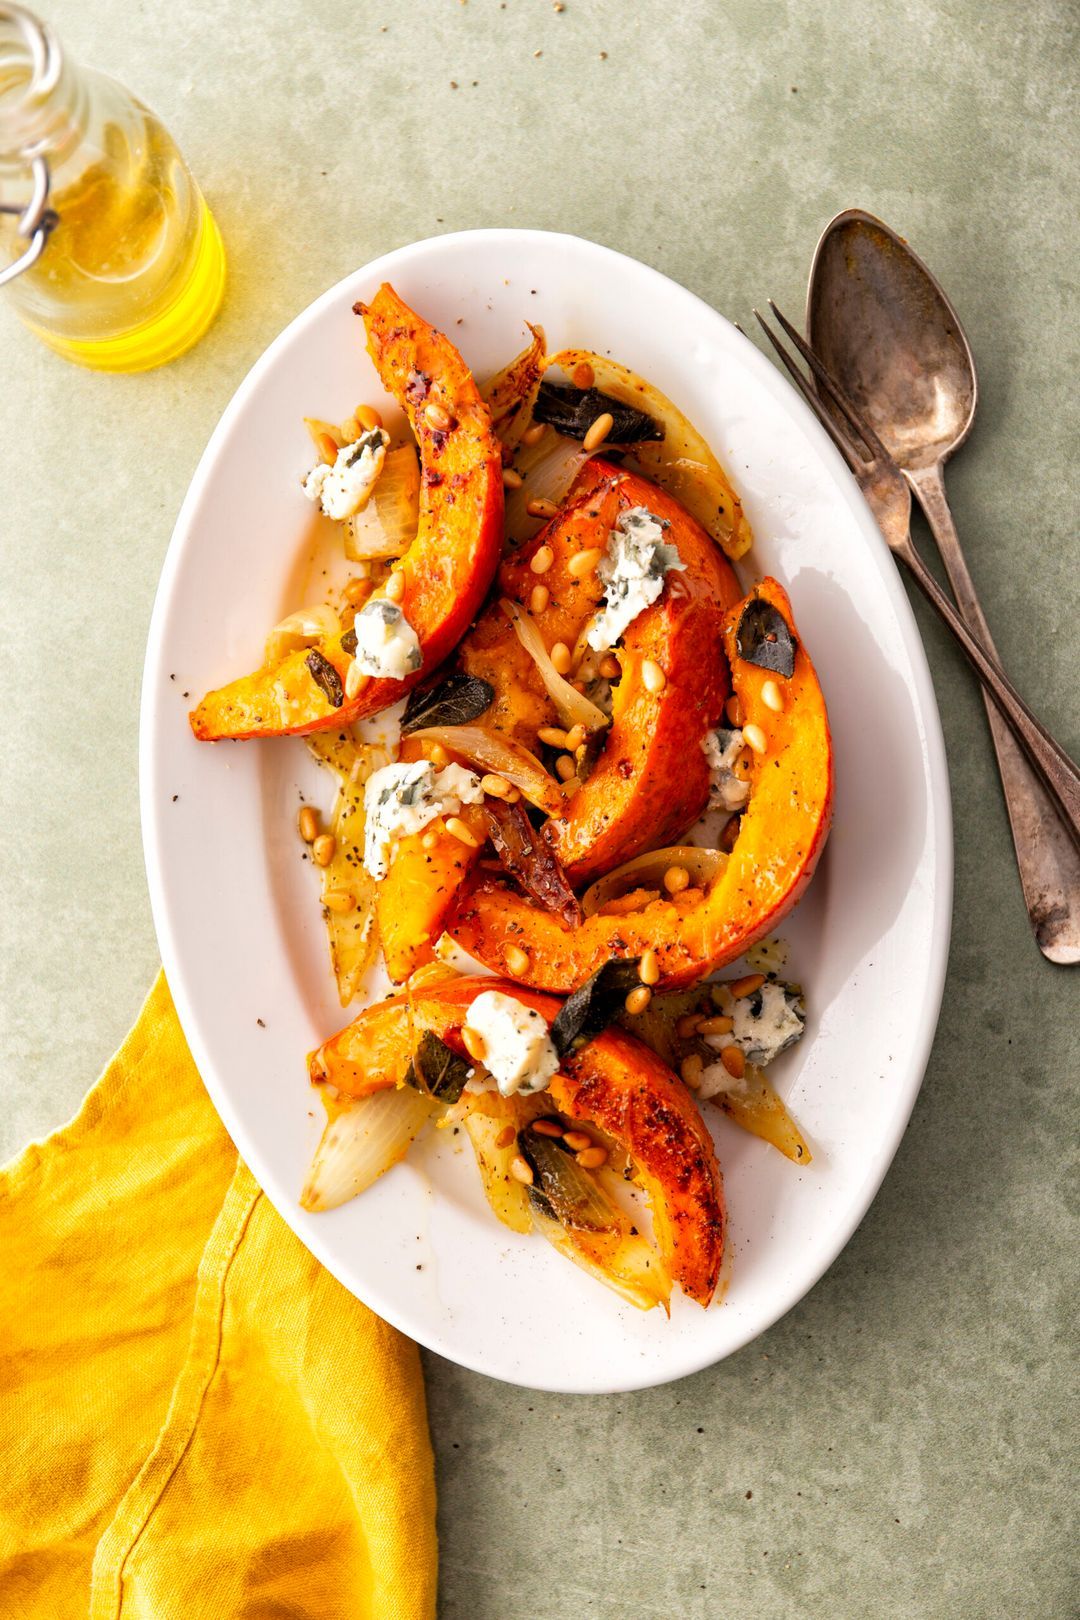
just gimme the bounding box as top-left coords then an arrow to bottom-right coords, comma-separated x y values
404,1029 -> 472,1103
533,382 -> 662,445
401,673 -> 495,734
551,957 -> 643,1057
340,627 -> 358,655
305,649 -> 345,707
482,798 -> 583,930
518,1123 -> 613,1231
735,599 -> 797,679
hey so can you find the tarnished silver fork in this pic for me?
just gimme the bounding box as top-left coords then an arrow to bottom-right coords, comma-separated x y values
753,301 -> 1080,848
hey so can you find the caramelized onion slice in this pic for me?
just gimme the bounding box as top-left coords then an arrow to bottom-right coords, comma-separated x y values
500,598 -> 608,734
409,723 -> 564,816
581,846 -> 726,918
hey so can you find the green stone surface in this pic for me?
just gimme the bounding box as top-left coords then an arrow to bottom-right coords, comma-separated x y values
1,3 -> 1076,1615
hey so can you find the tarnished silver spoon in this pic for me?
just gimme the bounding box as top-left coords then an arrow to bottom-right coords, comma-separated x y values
807,208 -> 1079,965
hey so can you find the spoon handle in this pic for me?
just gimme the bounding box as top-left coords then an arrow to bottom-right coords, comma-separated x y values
908,464 -> 1080,963
895,537 -> 1080,849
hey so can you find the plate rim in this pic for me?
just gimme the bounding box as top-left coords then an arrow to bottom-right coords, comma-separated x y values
140,227 -> 953,1392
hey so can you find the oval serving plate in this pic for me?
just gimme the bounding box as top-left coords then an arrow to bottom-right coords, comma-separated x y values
140,230 -> 951,1393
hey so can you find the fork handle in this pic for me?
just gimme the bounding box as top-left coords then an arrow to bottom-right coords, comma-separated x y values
897,539 -> 1080,847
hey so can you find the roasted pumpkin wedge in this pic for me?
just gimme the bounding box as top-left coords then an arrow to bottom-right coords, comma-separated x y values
308,973 -> 725,1307
460,461 -> 742,882
190,284 -> 504,740
447,578 -> 833,990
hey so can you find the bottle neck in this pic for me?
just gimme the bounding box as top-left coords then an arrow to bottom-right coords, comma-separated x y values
0,4 -> 85,174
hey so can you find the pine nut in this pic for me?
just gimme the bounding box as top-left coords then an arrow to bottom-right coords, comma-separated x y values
599,654 -> 621,679
462,1025 -> 488,1062
729,972 -> 765,999
572,361 -> 595,389
676,1013 -> 703,1040
564,724 -> 586,751
424,401 -> 452,431
298,806 -> 319,843
625,985 -> 652,1015
340,416 -> 361,443
555,754 -> 576,781
639,949 -> 660,986
505,788 -> 522,804
317,431 -> 339,465
761,679 -> 784,712
522,421 -> 547,447
663,864 -> 690,894
530,544 -> 555,574
510,1155 -> 534,1184
481,773 -> 513,799
356,404 -> 383,431
385,570 -> 406,604
322,889 -> 356,913
681,1054 -> 704,1089
538,725 -> 570,748
698,1014 -> 734,1036
505,944 -> 531,977
495,1124 -> 516,1149
550,642 -> 573,675
582,411 -> 614,452
529,584 -> 550,614
445,816 -> 480,848
345,662 -> 369,700
502,467 -> 523,489
721,1045 -> 745,1079
576,1145 -> 608,1170
642,659 -> 666,693
568,546 -> 603,578
527,498 -> 559,520
344,576 -> 374,606
532,1117 -> 564,1137
422,830 -> 439,850
725,696 -> 743,726
743,723 -> 767,756
563,1129 -> 592,1152
312,834 -> 336,867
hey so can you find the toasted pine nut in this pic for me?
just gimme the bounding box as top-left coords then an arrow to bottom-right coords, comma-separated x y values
425,743 -> 449,768
339,416 -> 361,443
550,642 -> 573,675
481,773 -> 513,799
495,1124 -> 516,1149
761,679 -> 784,712
462,1025 -> 487,1062
639,949 -> 660,986
505,944 -> 531,977
424,401 -> 452,431
312,834 -> 336,867
681,1054 -> 704,1089
530,543 -> 555,574
568,546 -> 603,578
344,576 -> 374,607
510,1155 -> 534,1184
445,816 -> 480,848
385,570 -> 406,604
698,1014 -> 734,1036
529,583 -> 550,614
642,659 -> 666,693
572,361 -> 595,389
729,972 -> 765,999
538,725 -> 570,749
725,696 -> 744,727
564,723 -> 586,751
554,754 -> 575,781
625,985 -> 652,1015
356,404 -> 383,431
583,411 -> 615,452
422,830 -> 439,850
298,806 -> 319,843
527,498 -> 559,521
721,1045 -> 746,1079
317,431 -> 340,465
576,1145 -> 608,1170
663,864 -> 690,894
323,889 -> 356,914
676,1013 -> 703,1040
563,1129 -> 592,1152
743,723 -> 767,756
345,662 -> 369,700
532,1117 -> 565,1138
599,653 -> 621,680
502,467 -> 524,489
505,788 -> 522,804
522,421 -> 548,447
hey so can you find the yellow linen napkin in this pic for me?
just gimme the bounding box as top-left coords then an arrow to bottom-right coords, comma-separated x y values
0,972 -> 436,1620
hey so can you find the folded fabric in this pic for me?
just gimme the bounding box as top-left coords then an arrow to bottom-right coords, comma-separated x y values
0,972 -> 437,1620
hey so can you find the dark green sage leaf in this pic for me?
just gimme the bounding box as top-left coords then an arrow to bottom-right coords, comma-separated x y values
735,599 -> 797,679
533,382 -> 662,445
340,628 -> 358,656
551,957 -> 643,1057
403,1030 -> 472,1103
401,673 -> 495,733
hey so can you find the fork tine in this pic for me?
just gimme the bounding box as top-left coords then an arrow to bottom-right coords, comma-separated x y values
767,300 -> 894,464
752,309 -> 864,473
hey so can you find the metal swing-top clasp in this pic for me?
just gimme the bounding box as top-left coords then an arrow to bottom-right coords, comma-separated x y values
0,149 -> 57,286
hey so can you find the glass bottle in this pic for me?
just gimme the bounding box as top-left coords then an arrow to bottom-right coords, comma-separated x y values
0,3 -> 225,371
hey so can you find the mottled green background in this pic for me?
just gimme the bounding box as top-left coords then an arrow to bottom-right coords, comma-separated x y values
2,2 -> 1077,1615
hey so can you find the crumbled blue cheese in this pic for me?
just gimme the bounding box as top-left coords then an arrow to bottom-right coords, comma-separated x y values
304,427 -> 389,520
463,990 -> 559,1097
362,760 -> 484,880
697,979 -> 805,1098
351,599 -> 422,682
586,506 -> 686,651
702,727 -> 750,813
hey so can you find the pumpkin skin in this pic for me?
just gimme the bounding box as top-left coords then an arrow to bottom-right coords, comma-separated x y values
189,283 -> 504,740
461,461 -> 743,883
447,578 -> 833,991
308,973 -> 725,1307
